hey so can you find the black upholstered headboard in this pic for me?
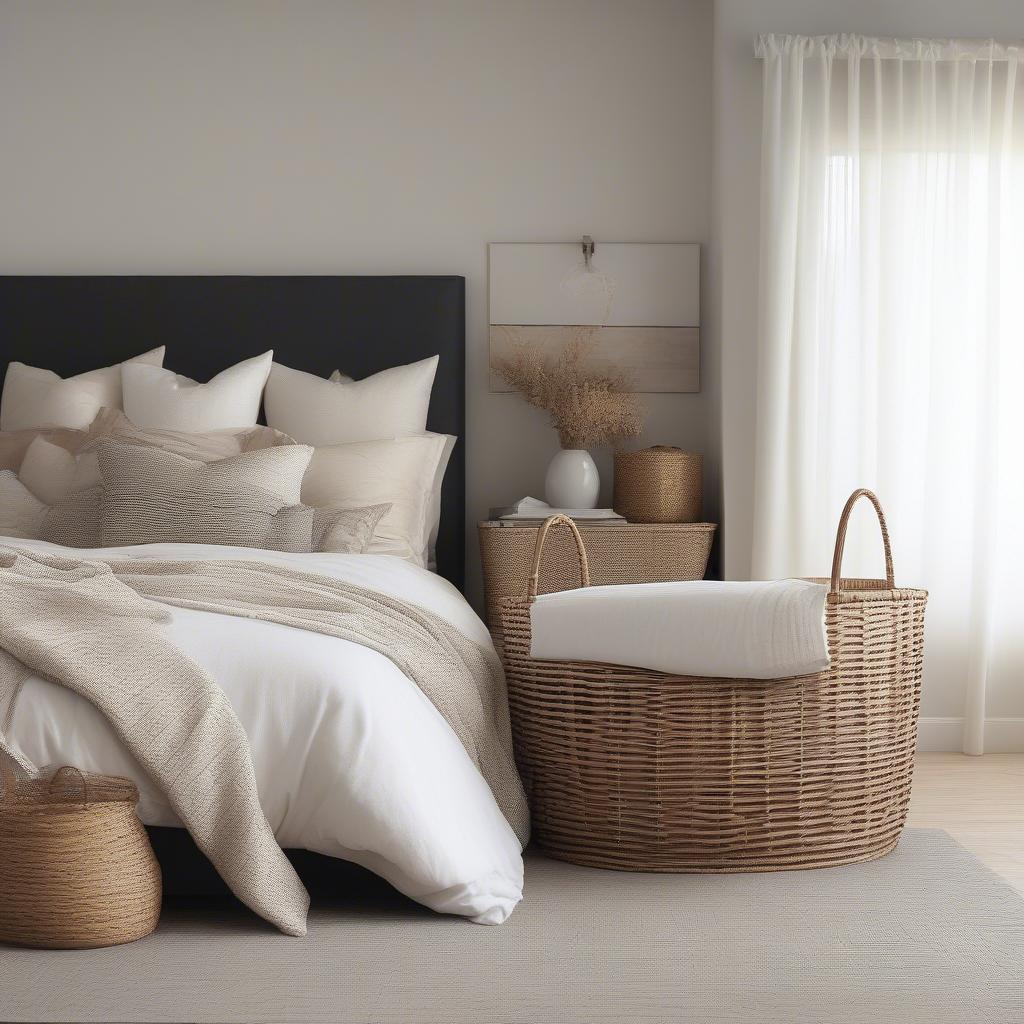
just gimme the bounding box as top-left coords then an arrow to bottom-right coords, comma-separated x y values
0,275 -> 466,588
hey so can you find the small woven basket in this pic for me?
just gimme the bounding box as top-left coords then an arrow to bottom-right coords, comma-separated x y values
613,446 -> 702,523
499,490 -> 927,873
0,760 -> 162,948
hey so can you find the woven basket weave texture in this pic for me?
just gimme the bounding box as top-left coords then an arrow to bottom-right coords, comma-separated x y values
0,765 -> 162,949
499,491 -> 927,873
613,446 -> 703,523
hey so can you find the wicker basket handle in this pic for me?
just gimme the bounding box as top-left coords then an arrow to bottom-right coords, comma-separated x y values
527,514 -> 591,601
830,489 -> 895,594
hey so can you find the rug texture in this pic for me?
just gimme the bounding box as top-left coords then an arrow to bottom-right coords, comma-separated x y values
1,829 -> 1022,1024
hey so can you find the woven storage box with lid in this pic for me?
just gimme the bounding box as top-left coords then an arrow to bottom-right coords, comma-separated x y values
613,446 -> 702,523
499,490 -> 927,873
479,521 -> 715,639
0,761 -> 162,948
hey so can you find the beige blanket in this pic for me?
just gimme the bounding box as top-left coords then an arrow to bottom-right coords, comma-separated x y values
0,547 -> 528,936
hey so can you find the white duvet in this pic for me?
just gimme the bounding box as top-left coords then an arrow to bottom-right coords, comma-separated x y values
1,538 -> 525,925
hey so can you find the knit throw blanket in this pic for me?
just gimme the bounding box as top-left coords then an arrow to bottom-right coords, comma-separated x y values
0,547 -> 528,936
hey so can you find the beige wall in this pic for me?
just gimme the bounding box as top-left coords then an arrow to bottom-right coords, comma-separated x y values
0,0 -> 716,607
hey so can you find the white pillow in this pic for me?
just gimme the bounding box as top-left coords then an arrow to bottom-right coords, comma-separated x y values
425,433 -> 456,572
0,347 -> 165,431
17,436 -> 81,505
122,351 -> 273,431
264,356 -> 438,445
0,426 -> 87,473
300,432 -> 453,567
0,470 -> 47,539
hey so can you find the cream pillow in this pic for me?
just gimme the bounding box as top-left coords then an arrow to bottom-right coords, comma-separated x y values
264,356 -> 438,445
1,347 -> 165,431
0,426 -> 87,474
121,351 -> 273,431
300,433 -> 453,566
0,470 -> 48,539
17,436 -> 82,506
424,433 -> 456,572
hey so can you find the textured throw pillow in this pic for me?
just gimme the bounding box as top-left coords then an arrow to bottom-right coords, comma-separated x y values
30,490 -> 386,554
41,407 -> 298,498
1,347 -> 165,431
39,486 -> 103,548
0,466 -> 102,547
121,351 -> 273,431
264,356 -> 438,445
68,408 -> 297,492
0,453 -> 102,547
300,433 -> 454,566
97,439 -> 327,550
20,410 -> 296,510
85,407 -> 295,460
0,470 -> 48,539
313,503 -> 392,554
103,491 -> 383,553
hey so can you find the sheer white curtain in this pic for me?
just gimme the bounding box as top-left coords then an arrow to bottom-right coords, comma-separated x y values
752,35 -> 1024,754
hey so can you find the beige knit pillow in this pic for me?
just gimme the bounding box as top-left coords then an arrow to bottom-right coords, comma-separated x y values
40,486 -> 104,548
0,470 -> 48,539
0,469 -> 103,548
96,439 -> 386,553
85,408 -> 296,461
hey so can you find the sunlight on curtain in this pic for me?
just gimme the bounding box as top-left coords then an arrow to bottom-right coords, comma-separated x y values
752,35 -> 1024,753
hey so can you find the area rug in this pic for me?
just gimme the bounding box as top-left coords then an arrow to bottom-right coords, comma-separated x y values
1,829 -> 1022,1024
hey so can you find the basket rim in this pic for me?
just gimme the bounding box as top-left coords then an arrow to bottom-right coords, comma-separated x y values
478,520 -> 718,530
498,578 -> 929,611
0,799 -> 138,814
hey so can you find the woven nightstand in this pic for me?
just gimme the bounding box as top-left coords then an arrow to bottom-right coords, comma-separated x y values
478,520 -> 716,643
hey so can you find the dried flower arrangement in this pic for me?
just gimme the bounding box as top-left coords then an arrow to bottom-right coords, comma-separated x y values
493,331 -> 644,450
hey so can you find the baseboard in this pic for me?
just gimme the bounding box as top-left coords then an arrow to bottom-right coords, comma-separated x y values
917,717 -> 1024,753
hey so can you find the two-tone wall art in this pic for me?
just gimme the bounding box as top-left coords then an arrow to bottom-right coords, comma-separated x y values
488,241 -> 700,393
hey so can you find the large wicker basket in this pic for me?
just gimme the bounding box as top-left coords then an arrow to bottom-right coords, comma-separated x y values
0,761 -> 162,948
499,490 -> 927,873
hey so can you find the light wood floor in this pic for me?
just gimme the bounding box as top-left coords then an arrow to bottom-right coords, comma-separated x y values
909,752 -> 1024,894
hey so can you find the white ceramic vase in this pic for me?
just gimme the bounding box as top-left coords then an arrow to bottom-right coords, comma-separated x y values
544,449 -> 600,509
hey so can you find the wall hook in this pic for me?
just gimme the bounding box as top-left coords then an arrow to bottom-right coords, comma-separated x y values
581,235 -> 595,271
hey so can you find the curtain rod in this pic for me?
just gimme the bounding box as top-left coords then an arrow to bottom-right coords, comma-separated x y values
755,33 -> 1023,61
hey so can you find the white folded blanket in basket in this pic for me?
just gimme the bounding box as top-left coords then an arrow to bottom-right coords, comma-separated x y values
529,579 -> 830,680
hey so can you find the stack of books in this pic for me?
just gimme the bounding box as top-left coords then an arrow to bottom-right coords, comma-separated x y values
487,497 -> 626,526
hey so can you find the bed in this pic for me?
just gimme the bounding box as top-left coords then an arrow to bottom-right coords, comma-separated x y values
0,276 -> 528,928
0,275 -> 466,585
